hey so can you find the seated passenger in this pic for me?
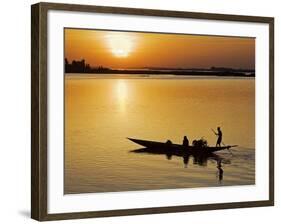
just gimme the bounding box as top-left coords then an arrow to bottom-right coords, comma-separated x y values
182,136 -> 189,148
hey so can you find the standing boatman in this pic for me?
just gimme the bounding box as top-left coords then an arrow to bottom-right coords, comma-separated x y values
214,127 -> 222,147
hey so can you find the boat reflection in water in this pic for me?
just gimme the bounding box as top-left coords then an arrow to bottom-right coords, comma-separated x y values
130,147 -> 231,184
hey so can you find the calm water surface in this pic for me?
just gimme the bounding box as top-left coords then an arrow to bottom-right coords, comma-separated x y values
65,74 -> 255,194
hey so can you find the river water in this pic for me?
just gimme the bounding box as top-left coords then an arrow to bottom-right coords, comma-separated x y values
64,74 -> 255,194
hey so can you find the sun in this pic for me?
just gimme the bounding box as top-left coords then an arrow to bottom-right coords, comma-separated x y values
112,49 -> 128,58
105,33 -> 135,58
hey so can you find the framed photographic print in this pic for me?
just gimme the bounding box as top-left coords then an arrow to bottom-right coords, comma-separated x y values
31,2 -> 274,221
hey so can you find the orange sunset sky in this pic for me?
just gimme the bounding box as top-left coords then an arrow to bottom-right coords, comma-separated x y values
65,28 -> 255,69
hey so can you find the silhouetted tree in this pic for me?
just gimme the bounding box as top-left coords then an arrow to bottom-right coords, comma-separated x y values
65,58 -> 70,73
64,58 -> 111,73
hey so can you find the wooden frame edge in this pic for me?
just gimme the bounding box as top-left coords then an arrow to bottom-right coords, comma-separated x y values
41,200 -> 273,221
31,3 -> 48,221
31,3 -> 40,220
269,18 -> 274,205
31,2 -> 274,221
37,2 -> 274,23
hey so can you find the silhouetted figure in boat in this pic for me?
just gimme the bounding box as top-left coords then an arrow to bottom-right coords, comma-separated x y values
215,127 -> 223,147
216,159 -> 224,183
182,136 -> 189,149
166,139 -> 172,147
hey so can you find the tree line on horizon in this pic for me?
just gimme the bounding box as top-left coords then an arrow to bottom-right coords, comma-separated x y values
65,58 -> 110,73
64,58 -> 255,77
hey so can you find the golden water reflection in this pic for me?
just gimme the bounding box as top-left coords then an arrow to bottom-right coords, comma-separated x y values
115,79 -> 128,113
65,75 -> 255,194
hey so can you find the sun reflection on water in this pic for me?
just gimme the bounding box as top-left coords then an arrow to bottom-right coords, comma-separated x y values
116,79 -> 128,113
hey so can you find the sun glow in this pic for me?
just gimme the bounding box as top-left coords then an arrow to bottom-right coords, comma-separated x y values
106,33 -> 135,58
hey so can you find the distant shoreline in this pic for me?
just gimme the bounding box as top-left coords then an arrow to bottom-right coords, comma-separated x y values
65,74 -> 255,80
64,59 -> 255,77
65,69 -> 255,77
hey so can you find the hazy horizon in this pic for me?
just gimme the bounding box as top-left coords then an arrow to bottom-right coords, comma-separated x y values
65,29 -> 255,70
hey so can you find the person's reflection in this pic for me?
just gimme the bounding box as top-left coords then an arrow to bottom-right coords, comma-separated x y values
183,154 -> 190,168
193,155 -> 208,166
216,159 -> 224,183
166,153 -> 172,160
